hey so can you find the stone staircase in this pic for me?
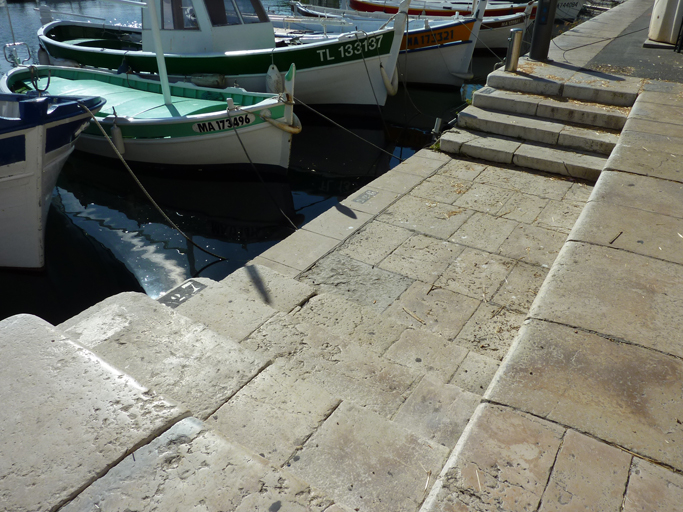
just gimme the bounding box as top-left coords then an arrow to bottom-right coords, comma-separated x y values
2,260 -> 491,512
440,58 -> 638,180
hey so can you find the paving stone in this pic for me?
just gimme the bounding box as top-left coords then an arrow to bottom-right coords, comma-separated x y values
590,170 -> 683,218
176,280 -> 278,341
459,106 -> 564,145
287,401 -> 450,512
367,169 -> 424,195
486,67 -> 564,96
636,89 -> 683,107
492,261 -> 549,314
534,199 -> 585,234
61,417 -> 334,512
208,362 -> 340,465
437,158 -> 488,181
454,182 -> 516,215
562,181 -> 594,203
411,174 -> 472,205
377,194 -> 475,239
455,302 -> 525,361
497,192 -> 550,224
472,87 -> 540,116
250,255 -> 300,277
630,100 -> 683,126
257,228 -> 339,272
451,211 -> 519,253
300,252 -> 413,312
337,220 -> 413,266
498,223 -> 568,268
604,142 -> 683,182
384,328 -> 469,382
475,165 -> 574,200
340,185 -> 399,216
439,128 -> 479,154
460,133 -> 522,164
558,125 -> 618,155
393,375 -> 481,449
563,72 -> 642,106
641,80 -> 683,94
422,404 -> 565,512
539,429 -> 631,512
622,117 -> 683,139
293,293 -> 406,354
392,149 -> 449,177
623,458 -> 683,512
513,143 -> 605,181
0,315 -> 187,512
59,292 -> 266,420
570,201 -> 683,265
302,204 -> 373,241
536,97 -> 628,130
449,351 -> 500,395
379,234 -> 465,284
221,263 -> 315,313
619,129 -> 683,157
531,242 -> 683,358
385,280 -> 480,341
489,319 -> 683,471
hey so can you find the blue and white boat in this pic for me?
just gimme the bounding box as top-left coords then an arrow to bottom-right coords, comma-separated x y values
0,93 -> 105,268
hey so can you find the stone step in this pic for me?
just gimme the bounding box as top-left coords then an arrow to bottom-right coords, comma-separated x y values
58,291 -> 269,420
457,106 -> 619,155
0,314 -> 188,512
472,87 -> 629,130
485,58 -> 641,107
440,128 -> 606,182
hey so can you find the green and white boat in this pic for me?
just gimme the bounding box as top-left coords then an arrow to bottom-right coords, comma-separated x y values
37,0 -> 410,107
1,64 -> 299,171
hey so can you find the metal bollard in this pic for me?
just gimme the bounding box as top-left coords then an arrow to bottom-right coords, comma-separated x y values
504,28 -> 524,72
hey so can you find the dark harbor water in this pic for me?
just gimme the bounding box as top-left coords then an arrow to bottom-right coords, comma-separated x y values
0,0 -> 501,324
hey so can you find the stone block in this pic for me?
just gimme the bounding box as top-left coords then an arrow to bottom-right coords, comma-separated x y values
449,351 -> 500,395
623,117 -> 683,139
637,90 -> 683,107
300,252 -> 413,312
393,375 -> 481,449
539,430 -> 631,512
618,129 -> 683,157
250,255 -> 300,277
536,97 -> 628,130
422,404 -> 564,512
460,134 -> 522,164
497,192 -> 549,224
451,211 -> 519,253
392,150 -> 449,177
513,144 -> 604,181
623,458 -> 683,512
531,242 -> 683,358
604,143 -> 683,182
385,280 -> 480,341
487,67 -> 564,96
340,185 -> 399,215
0,315 -> 187,512
630,100 -> 683,126
302,205 -> 373,241
459,106 -> 563,145
498,223 -> 567,268
286,401 -> 450,512
437,159 -> 488,181
534,198 -> 586,235
492,261 -> 549,314
221,263 -> 315,312
439,129 -> 479,154
60,292 -> 266,419
61,418 -> 334,512
454,182 -> 516,215
475,165 -> 574,200
489,319 -> 683,471
563,72 -> 642,106
257,228 -> 339,273
378,234 -> 465,284
562,181 -> 594,203
411,173 -> 472,205
377,194 -> 475,239
472,87 -> 540,116
454,302 -> 525,361
557,125 -> 618,155
337,220 -> 413,266
367,168 -> 424,194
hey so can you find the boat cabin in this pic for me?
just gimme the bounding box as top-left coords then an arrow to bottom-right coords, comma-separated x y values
141,0 -> 276,53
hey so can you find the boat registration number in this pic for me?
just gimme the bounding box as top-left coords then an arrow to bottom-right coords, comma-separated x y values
316,35 -> 383,62
192,114 -> 255,133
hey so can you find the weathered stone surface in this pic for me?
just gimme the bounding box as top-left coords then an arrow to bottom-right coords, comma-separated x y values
513,144 -> 605,181
489,319 -> 683,471
461,134 -> 522,164
61,418 -> 334,512
492,261 -> 549,313
498,223 -> 567,268
454,182 -> 516,215
411,173 -> 472,205
209,362 -> 340,465
337,220 -> 412,266
385,280 -> 480,340
392,149 -> 449,177
619,129 -> 683,157
393,375 -> 481,449
630,100 -> 683,126
449,351 -> 500,395
623,458 -> 683,512
605,142 -> 683,182
451,211 -> 519,253
531,242 -> 683,358
302,205 -> 373,241
474,165 -> 574,200
287,401 -> 450,512
176,280 -> 278,341
378,194 -> 475,239
436,247 -> 516,301
455,302 -> 525,361
340,186 -> 400,216
0,315 -> 187,512
437,159 -> 488,182
367,169 -> 424,194
536,97 -> 628,130
59,293 -> 266,419
384,328 -> 469,381
622,117 -> 683,139
558,125 -> 618,155
472,87 -> 540,116
487,67 -> 564,96
534,199 -> 585,234
439,128 -> 479,154
563,181 -> 594,203
563,72 -> 642,106
379,234 -> 465,284
250,254 -> 300,277
497,192 -> 549,224
300,252 -> 413,312
570,201 -> 683,265
257,228 -> 339,273
637,89 -> 683,107
459,106 -> 564,145
422,404 -> 564,512
539,429 -> 631,512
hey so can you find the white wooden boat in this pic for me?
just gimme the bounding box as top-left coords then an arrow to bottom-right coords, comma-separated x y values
0,93 -> 105,268
36,0 -> 411,107
288,1 -> 532,50
1,64 -> 299,171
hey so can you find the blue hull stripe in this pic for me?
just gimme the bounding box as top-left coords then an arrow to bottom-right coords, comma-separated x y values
0,135 -> 26,166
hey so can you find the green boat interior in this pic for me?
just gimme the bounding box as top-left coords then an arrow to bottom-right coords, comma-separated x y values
9,68 -> 268,119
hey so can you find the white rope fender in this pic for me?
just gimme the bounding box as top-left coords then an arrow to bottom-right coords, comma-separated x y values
260,111 -> 302,134
380,63 -> 399,96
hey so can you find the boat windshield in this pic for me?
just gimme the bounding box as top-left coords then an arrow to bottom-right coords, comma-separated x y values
204,0 -> 269,26
162,0 -> 200,29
